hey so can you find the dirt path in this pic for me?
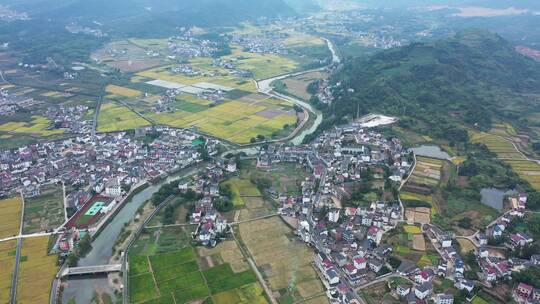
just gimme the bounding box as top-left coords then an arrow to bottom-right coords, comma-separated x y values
230,229 -> 278,304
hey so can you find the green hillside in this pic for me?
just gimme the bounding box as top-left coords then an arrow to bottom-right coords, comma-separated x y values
328,29 -> 540,144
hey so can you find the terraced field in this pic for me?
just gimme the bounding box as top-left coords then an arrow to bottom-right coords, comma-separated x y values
17,237 -> 58,304
408,157 -> 443,187
471,130 -> 540,190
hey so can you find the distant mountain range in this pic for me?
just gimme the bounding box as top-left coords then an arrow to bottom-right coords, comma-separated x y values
329,30 -> 540,142
0,0 -> 298,36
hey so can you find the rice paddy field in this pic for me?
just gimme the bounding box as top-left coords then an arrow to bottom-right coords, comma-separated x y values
97,101 -> 152,133
106,85 -> 142,98
16,237 -> 58,304
0,196 -> 22,238
471,130 -> 540,190
220,178 -> 262,206
0,240 -> 17,304
128,227 -> 267,304
126,92 -> 297,144
239,217 -> 327,304
0,115 -> 64,137
23,184 -> 65,234
471,132 -> 524,159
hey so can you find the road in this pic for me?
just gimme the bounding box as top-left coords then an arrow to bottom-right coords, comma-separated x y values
9,238 -> 21,304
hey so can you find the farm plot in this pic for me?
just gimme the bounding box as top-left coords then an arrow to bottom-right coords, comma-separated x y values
277,71 -> 328,101
17,237 -> 58,304
471,132 -> 524,159
97,101 -> 151,133
507,159 -> 540,190
0,240 -> 17,304
239,217 -> 326,303
23,184 -> 65,234
106,85 -> 142,98
197,240 -> 249,273
128,228 -> 266,304
0,196 -> 22,238
143,96 -> 296,144
0,115 -> 64,137
408,157 -> 444,187
220,178 -> 262,206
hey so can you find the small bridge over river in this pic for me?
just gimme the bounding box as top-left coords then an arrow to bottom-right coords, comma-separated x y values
60,264 -> 122,277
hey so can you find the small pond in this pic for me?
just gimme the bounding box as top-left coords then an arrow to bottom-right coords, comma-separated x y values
409,145 -> 450,160
480,188 -> 517,211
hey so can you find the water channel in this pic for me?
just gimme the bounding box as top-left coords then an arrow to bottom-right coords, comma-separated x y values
61,167 -> 198,304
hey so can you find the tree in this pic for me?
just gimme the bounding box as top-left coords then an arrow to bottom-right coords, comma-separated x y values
528,192 -> 540,210
214,198 -> 233,212
78,235 -> 92,257
66,252 -> 79,267
458,217 -> 472,229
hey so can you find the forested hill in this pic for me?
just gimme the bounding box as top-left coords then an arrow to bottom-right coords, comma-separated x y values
328,29 -> 540,144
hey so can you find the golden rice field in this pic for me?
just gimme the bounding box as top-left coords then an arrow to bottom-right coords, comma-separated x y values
471,130 -> 540,190
17,237 -> 58,304
97,102 -> 151,133
223,46 -> 300,79
403,225 -> 422,234
0,116 -> 64,137
105,85 -> 142,98
0,240 -> 17,304
239,217 -> 326,303
145,99 -> 296,144
471,132 -> 524,159
506,159 -> 540,190
0,196 -> 22,239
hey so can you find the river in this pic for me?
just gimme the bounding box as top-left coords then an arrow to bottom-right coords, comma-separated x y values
60,166 -> 199,304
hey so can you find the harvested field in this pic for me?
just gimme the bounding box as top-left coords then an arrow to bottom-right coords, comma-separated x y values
0,196 -> 22,238
412,234 -> 426,251
0,240 -> 17,303
197,240 -> 249,273
239,217 -> 325,302
17,237 -> 58,304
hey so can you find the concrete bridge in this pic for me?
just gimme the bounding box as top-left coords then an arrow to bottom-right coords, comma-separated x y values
61,264 -> 122,277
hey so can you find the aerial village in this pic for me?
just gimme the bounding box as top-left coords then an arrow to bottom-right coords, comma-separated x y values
253,118 -> 540,304
0,126 -> 219,253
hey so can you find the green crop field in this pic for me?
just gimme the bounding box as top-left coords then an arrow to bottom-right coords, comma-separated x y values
128,230 -> 263,304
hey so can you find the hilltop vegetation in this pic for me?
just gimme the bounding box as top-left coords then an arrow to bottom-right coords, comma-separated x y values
329,30 -> 540,145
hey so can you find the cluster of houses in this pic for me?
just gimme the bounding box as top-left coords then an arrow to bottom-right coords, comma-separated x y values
167,29 -> 219,59
45,105 -> 93,134
0,87 -> 44,117
258,120 -> 413,303
232,33 -> 288,55
179,161 -> 239,246
513,282 -> 540,304
0,127 -> 217,199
